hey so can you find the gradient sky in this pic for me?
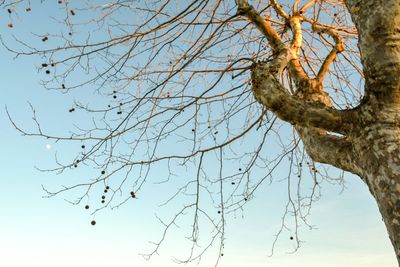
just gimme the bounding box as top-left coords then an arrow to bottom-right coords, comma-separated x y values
0,2 -> 397,267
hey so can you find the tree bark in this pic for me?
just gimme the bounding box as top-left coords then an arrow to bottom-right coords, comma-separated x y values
345,1 -> 400,262
354,124 -> 400,264
237,0 -> 400,264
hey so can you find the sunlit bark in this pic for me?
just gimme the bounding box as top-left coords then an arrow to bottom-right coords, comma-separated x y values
239,0 -> 400,263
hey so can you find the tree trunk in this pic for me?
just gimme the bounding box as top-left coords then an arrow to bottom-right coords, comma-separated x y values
238,0 -> 400,264
367,168 -> 400,264
346,1 -> 400,263
354,122 -> 400,263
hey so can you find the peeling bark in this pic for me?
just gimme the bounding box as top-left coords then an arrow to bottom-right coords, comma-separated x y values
346,0 -> 400,105
346,2 -> 400,262
353,124 -> 400,263
238,0 -> 400,264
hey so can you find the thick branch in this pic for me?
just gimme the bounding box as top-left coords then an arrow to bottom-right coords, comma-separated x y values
270,0 -> 289,20
298,0 -> 316,14
296,127 -> 357,175
293,0 -> 302,13
251,63 -> 355,134
236,0 -> 310,86
312,23 -> 344,82
290,16 -> 303,57
287,16 -> 310,85
236,0 -> 285,53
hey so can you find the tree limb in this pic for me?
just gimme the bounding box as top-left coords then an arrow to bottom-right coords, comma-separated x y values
236,0 -> 285,53
296,127 -> 358,175
251,63 -> 355,134
298,0 -> 316,14
312,23 -> 344,82
270,0 -> 289,20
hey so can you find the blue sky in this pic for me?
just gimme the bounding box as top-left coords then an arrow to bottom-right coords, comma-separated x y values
0,1 -> 397,267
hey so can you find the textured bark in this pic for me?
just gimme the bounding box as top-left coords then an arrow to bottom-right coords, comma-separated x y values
353,123 -> 400,264
238,0 -> 400,264
346,1 -> 400,263
346,0 -> 400,106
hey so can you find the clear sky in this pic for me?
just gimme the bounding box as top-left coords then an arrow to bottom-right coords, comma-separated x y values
0,1 -> 397,267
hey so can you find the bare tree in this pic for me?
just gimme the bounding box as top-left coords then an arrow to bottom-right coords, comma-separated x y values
2,0 -> 399,265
